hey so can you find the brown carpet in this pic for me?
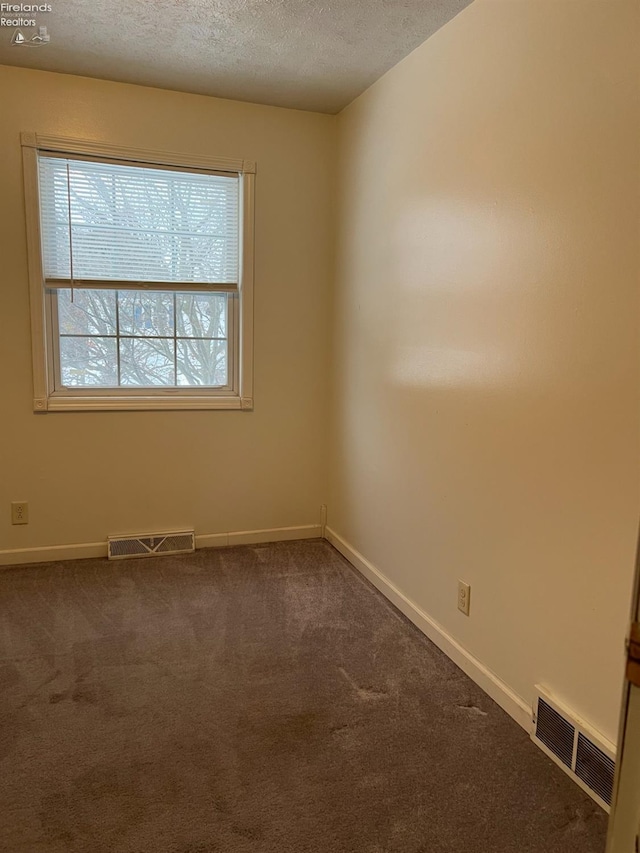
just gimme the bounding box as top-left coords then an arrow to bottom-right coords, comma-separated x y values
0,539 -> 607,852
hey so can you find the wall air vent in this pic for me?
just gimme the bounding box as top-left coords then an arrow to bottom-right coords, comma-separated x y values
575,732 -> 615,807
535,697 -> 575,768
108,530 -> 195,560
532,686 -> 616,812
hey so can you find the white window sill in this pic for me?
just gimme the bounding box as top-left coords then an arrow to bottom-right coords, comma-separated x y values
34,394 -> 253,412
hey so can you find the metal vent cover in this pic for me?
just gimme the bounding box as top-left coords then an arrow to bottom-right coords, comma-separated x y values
535,698 -> 575,769
575,733 -> 615,806
108,530 -> 195,560
532,687 -> 615,812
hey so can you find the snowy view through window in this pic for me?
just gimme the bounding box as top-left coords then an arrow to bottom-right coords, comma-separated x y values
58,289 -> 228,387
39,156 -> 239,389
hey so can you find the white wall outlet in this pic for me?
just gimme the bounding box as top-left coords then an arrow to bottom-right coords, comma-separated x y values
457,580 -> 470,615
11,502 -> 28,525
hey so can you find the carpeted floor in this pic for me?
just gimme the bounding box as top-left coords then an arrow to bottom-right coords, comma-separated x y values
0,538 -> 607,852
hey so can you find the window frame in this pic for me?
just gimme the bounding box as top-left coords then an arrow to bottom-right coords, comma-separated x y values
21,132 -> 255,412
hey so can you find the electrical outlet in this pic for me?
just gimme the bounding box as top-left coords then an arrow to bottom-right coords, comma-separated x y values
11,502 -> 28,525
457,580 -> 470,615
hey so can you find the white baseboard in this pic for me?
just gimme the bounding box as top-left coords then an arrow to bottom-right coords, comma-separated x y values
0,524 -> 323,567
0,540 -> 107,565
324,526 -> 532,733
199,524 -> 323,548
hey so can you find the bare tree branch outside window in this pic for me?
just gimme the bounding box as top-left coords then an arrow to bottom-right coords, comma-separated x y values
50,161 -> 234,388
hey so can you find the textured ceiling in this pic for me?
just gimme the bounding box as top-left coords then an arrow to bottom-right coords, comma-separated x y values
0,0 -> 473,113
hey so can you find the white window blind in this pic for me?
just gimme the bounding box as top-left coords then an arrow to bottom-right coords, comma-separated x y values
38,155 -> 240,288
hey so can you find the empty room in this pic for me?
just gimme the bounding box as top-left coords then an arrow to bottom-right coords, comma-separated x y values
0,0 -> 638,851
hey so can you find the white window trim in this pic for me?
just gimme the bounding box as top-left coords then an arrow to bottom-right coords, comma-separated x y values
21,132 -> 255,412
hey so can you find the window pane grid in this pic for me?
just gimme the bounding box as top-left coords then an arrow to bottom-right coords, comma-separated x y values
173,291 -> 177,385
57,289 -> 229,389
59,335 -> 228,341
115,287 -> 121,386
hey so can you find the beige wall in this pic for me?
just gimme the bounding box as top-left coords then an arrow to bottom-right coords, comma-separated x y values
330,0 -> 640,743
0,66 -> 335,555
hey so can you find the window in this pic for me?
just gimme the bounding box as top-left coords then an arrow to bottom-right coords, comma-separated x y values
22,133 -> 255,411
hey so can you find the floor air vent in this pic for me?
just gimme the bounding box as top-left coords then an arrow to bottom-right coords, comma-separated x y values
532,687 -> 615,812
108,530 -> 195,560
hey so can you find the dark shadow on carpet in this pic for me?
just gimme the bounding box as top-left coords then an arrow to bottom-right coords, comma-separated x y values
0,539 -> 607,852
